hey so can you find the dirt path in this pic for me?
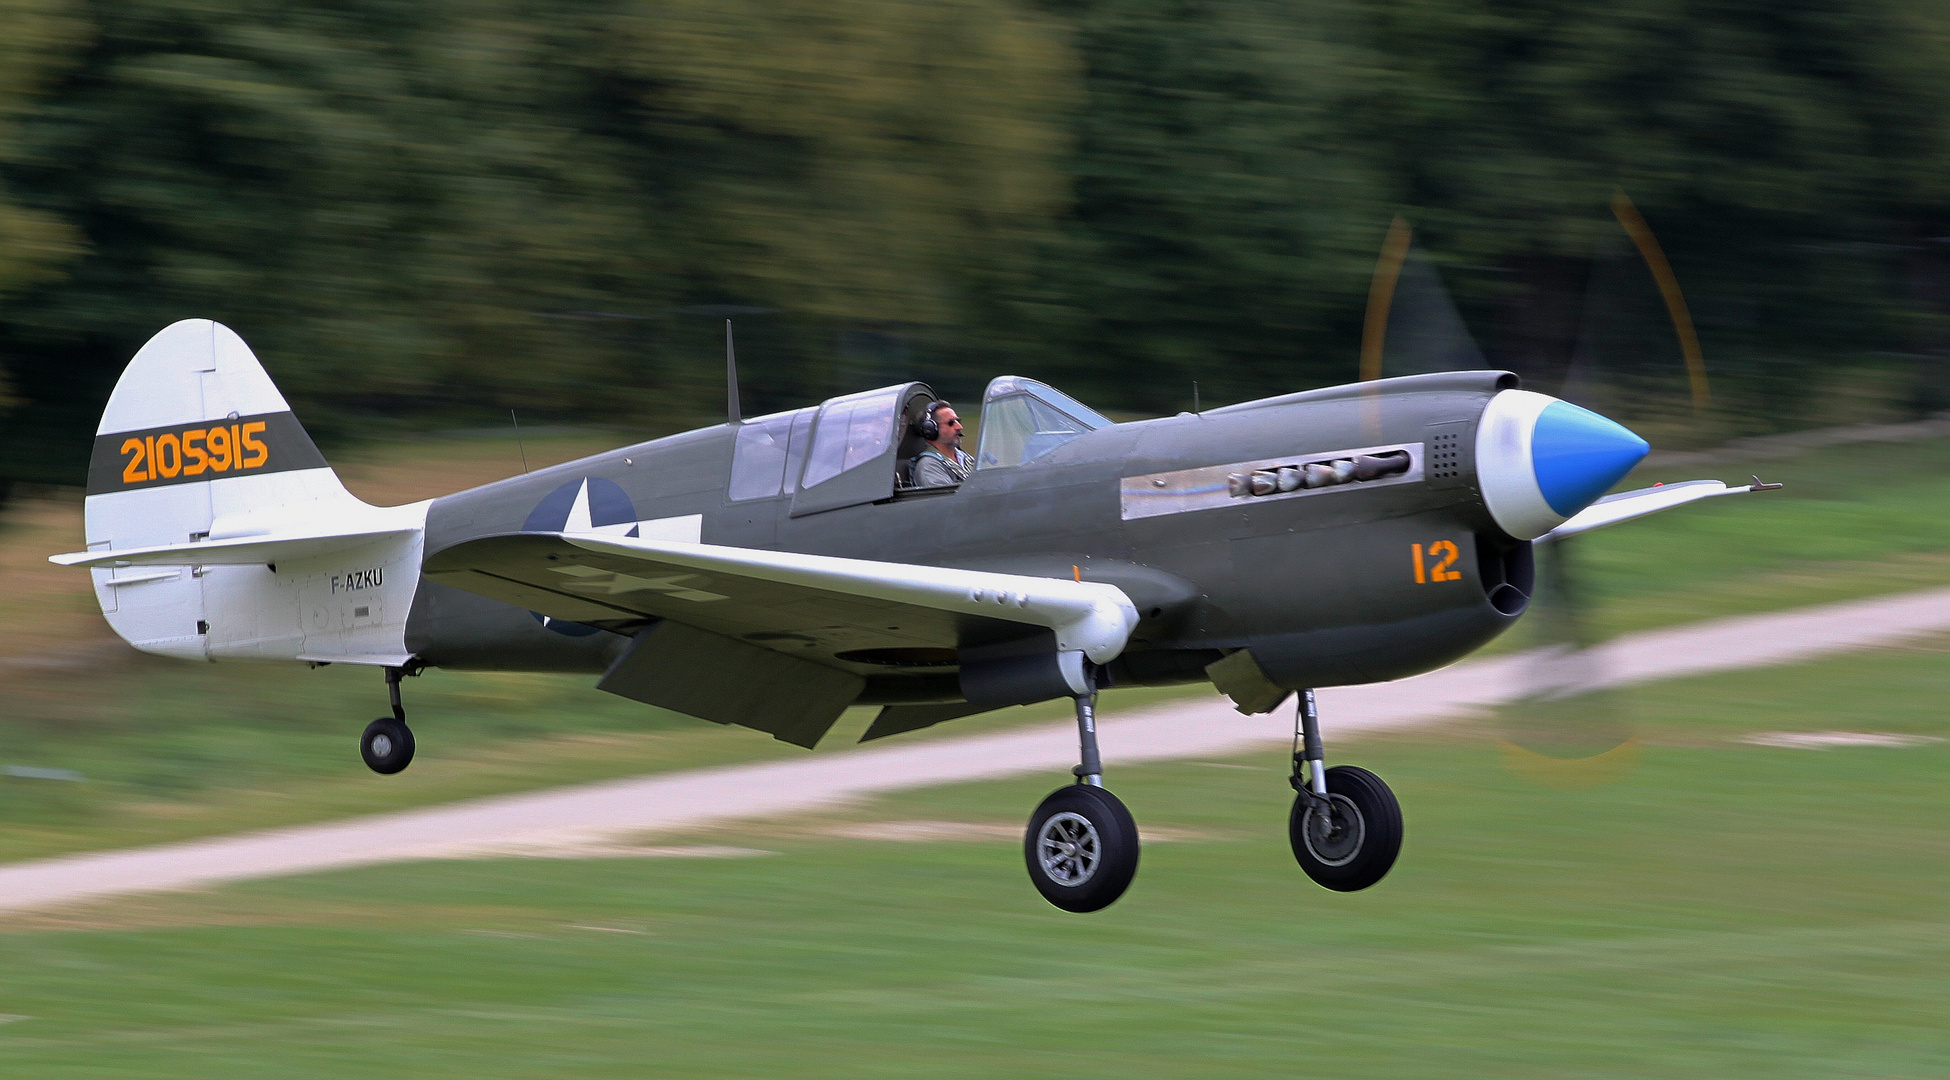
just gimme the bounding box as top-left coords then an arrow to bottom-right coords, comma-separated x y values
4,585 -> 1949,913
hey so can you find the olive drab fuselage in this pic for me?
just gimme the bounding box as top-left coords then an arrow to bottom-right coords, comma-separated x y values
406,370 -> 1531,699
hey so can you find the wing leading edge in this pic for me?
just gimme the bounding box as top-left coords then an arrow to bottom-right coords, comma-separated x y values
1538,477 -> 1780,543
422,532 -> 1139,747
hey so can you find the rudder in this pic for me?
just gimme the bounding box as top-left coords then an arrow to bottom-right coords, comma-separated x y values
81,320 -> 419,664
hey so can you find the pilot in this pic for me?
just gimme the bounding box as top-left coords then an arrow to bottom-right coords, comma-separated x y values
909,401 -> 973,487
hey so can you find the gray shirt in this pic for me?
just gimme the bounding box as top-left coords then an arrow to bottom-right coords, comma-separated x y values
910,446 -> 972,487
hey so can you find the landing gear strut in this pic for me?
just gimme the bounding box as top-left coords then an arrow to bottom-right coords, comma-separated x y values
1024,690 -> 1140,913
360,666 -> 417,775
1288,689 -> 1401,891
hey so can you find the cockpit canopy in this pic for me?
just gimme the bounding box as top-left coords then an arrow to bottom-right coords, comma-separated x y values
974,376 -> 1111,469
802,385 -> 908,489
726,376 -> 1110,516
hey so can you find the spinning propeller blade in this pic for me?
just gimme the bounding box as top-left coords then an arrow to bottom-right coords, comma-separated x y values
1498,534 -> 1641,788
1359,218 -> 1487,381
1357,198 -> 1709,787
1507,193 -> 1707,786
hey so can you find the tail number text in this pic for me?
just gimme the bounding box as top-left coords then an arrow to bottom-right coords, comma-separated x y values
120,421 -> 269,484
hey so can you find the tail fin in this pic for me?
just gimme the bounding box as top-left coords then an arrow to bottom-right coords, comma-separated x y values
85,319 -> 358,526
71,320 -> 425,664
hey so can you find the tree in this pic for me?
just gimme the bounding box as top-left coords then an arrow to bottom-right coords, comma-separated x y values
1008,0 -> 1385,412
1344,0 -> 1950,411
0,0 -> 1078,487
0,0 -> 82,434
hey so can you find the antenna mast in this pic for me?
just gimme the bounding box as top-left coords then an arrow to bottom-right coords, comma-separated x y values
725,320 -> 742,425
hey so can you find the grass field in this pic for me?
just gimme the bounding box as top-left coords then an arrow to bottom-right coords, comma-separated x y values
3,633 -> 1948,1077
2,429 -> 1948,866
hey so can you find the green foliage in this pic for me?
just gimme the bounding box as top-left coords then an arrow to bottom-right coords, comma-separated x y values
0,0 -> 1076,481
600,0 -> 1076,327
1337,0 -> 1950,412
1003,0 -> 1384,410
1019,0 -> 1950,413
0,0 -> 81,298
1347,1 -> 1950,257
2,0 -> 1949,484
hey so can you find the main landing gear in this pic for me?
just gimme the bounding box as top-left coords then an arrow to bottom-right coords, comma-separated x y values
1288,690 -> 1401,891
360,666 -> 417,775
1024,691 -> 1140,913
1020,686 -> 1403,910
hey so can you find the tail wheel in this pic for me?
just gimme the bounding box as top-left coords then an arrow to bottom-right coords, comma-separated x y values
1024,785 -> 1140,913
1290,765 -> 1401,892
361,717 -> 415,775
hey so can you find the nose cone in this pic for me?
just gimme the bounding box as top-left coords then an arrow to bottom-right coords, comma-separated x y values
1530,400 -> 1650,516
1474,390 -> 1650,540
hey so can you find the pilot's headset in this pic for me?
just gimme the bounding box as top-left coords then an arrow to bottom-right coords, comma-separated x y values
914,400 -> 953,443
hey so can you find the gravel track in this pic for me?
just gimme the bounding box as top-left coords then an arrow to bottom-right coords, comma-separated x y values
4,585 -> 1949,913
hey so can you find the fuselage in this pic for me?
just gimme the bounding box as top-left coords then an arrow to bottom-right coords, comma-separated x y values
407,370 -> 1542,698
73,321 -> 1652,718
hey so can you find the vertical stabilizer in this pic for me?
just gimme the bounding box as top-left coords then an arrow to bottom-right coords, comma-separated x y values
81,320 -> 427,664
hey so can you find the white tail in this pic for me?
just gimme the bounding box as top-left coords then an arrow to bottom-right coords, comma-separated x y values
56,320 -> 427,665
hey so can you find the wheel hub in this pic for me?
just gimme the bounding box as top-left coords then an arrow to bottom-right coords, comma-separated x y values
1303,793 -> 1365,867
1037,811 -> 1101,886
371,733 -> 393,758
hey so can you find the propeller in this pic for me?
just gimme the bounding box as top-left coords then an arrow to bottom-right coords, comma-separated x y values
1358,195 -> 1708,788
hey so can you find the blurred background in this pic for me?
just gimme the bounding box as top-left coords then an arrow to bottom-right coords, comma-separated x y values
6,3 -> 1950,1075
1,0 -> 1949,493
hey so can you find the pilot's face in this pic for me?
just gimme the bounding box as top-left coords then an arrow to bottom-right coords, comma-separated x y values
935,408 -> 963,448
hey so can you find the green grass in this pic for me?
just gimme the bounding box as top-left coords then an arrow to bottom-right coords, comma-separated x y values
3,637 -> 1950,1076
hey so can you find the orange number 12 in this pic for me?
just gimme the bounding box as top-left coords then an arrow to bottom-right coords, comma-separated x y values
1412,540 -> 1462,583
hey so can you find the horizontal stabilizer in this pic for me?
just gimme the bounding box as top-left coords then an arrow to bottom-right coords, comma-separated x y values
1539,477 -> 1779,542
51,525 -> 420,568
295,651 -> 418,667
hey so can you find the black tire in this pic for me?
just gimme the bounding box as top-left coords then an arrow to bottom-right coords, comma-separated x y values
1289,765 -> 1402,892
360,717 -> 415,775
1023,784 -> 1140,913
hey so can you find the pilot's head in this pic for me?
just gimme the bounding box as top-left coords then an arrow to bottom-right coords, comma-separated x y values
924,402 -> 963,452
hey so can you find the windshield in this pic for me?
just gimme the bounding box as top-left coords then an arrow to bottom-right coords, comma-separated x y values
974,377 -> 1110,469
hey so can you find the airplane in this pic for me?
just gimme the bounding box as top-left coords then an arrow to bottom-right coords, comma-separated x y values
52,319 -> 1773,912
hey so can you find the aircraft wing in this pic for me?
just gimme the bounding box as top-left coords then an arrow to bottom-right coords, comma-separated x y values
421,532 -> 1138,747
1538,477 -> 1779,543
